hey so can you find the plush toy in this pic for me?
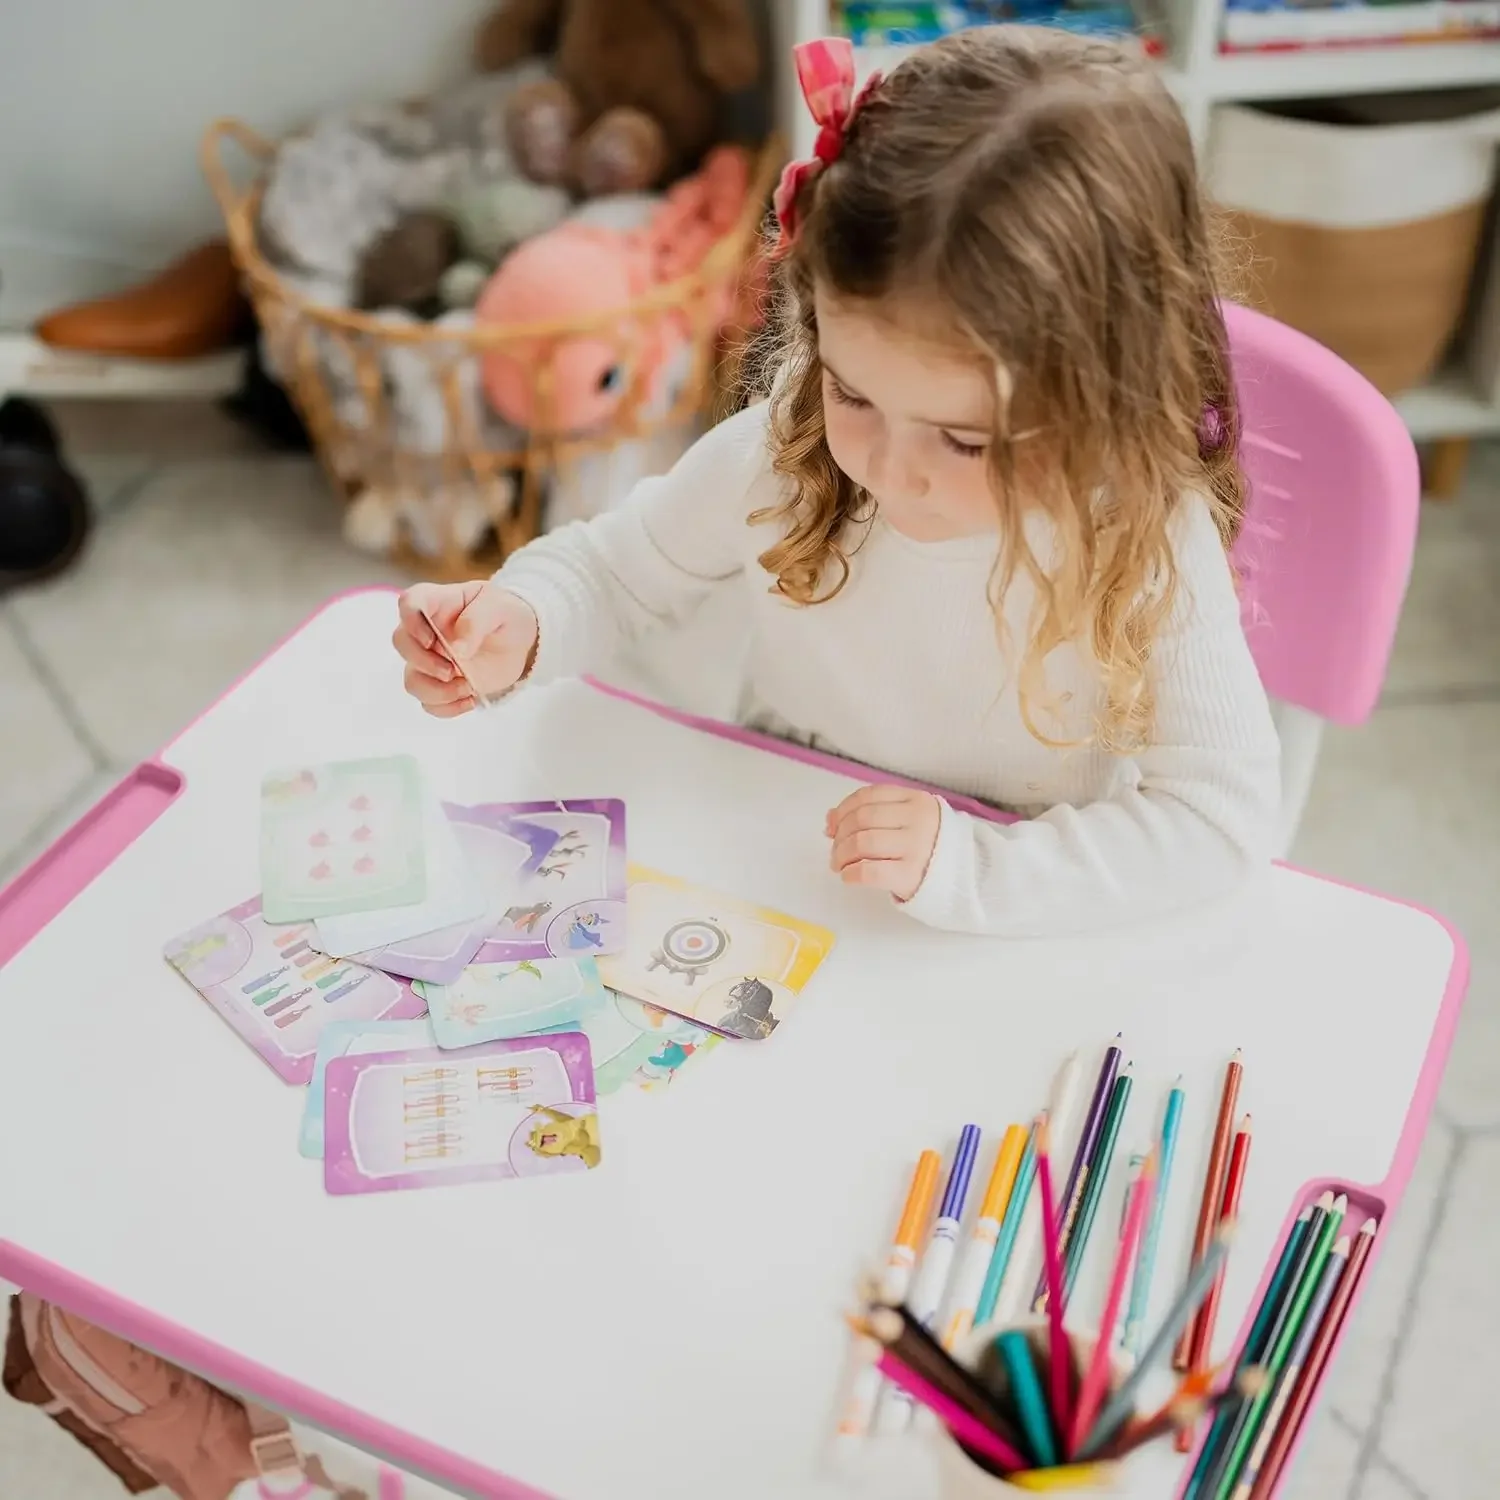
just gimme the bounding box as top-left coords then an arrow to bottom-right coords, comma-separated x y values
475,145 -> 752,436
355,211 -> 462,314
474,0 -> 760,196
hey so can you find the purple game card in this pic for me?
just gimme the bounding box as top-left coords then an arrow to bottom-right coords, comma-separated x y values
163,898 -> 427,1085
346,799 -> 627,984
322,1034 -> 599,1195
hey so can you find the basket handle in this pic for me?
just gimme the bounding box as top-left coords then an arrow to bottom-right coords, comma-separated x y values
200,118 -> 277,221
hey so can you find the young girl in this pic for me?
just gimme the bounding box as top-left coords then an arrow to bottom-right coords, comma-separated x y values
392,27 -> 1281,938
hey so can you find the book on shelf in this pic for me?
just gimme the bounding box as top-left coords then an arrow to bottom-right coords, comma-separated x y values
1220,0 -> 1500,51
836,1 -> 1166,55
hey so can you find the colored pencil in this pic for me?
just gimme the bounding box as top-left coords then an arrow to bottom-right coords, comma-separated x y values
1177,1050 -> 1244,1370
1060,1067 -> 1134,1302
997,1329 -> 1060,1467
944,1125 -> 1028,1350
1176,1114 -> 1253,1451
863,1305 -> 1029,1454
1076,1222 -> 1236,1461
976,1122 -> 1039,1328
1185,1201 -> 1320,1497
1123,1078 -> 1184,1356
997,1052 -> 1084,1324
837,1149 -> 942,1440
1068,1148 -> 1156,1458
877,1125 -> 982,1432
875,1350 -> 1027,1473
1033,1115 -> 1075,1439
1248,1218 -> 1377,1500
1203,1195 -> 1347,1500
1102,1369 -> 1267,1461
1232,1233 -> 1351,1498
1036,1036 -> 1122,1307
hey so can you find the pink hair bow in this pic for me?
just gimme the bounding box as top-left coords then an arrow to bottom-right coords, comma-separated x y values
772,37 -> 883,251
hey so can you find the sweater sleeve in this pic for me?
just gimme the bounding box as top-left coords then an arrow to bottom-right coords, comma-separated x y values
900,498 -> 1283,937
493,401 -> 774,683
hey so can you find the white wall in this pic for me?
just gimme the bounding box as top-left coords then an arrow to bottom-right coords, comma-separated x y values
0,0 -> 775,329
0,0 -> 495,325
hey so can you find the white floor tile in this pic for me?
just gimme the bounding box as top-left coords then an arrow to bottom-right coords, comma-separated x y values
1379,1136 -> 1500,1496
1291,702 -> 1500,1128
0,617 -> 95,863
8,457 -> 406,766
1384,454 -> 1500,697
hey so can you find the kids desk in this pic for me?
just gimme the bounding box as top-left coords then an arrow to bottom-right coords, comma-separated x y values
0,590 -> 1468,1500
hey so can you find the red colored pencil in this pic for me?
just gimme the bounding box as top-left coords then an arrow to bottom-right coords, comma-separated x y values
1248,1218 -> 1378,1500
1175,1050 -> 1243,1370
1034,1114 -> 1074,1442
1176,1113 -> 1252,1451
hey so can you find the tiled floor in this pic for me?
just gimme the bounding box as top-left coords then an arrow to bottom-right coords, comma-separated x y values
1,400 -> 1498,1498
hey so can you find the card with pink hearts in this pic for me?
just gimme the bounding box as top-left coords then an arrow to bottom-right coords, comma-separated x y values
259,756 -> 428,923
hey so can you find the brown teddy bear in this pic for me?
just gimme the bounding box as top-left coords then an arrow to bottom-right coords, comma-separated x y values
475,0 -> 760,197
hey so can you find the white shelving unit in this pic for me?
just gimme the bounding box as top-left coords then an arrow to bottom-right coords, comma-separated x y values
772,1 -> 1500,440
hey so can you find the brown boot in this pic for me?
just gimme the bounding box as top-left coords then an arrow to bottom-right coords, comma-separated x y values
35,240 -> 247,360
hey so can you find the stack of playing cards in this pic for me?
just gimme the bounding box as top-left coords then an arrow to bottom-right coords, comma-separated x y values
165,755 -> 839,1196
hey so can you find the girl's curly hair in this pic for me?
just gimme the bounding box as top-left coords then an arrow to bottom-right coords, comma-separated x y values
747,25 -> 1245,752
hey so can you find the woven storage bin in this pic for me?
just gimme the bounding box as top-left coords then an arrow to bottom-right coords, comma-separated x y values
1209,92 -> 1500,396
202,119 -> 778,580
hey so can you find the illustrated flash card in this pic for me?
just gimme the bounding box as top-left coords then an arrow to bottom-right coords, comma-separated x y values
260,755 -> 427,922
455,799 -> 628,964
322,1034 -> 599,1195
299,1017 -> 438,1159
597,866 -> 835,1041
163,899 -> 427,1085
580,992 -> 720,1094
313,789 -> 484,959
415,957 -> 608,1049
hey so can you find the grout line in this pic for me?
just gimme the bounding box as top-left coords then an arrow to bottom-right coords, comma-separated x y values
1348,1131 -> 1467,1494
96,464 -> 160,519
1,604 -> 110,772
1378,683 -> 1500,709
1361,1447 -> 1436,1500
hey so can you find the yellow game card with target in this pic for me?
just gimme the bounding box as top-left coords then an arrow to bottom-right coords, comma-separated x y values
597,866 -> 834,1041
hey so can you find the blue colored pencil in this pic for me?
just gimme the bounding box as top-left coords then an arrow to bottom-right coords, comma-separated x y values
974,1122 -> 1038,1327
997,1329 -> 1059,1467
1122,1078 -> 1184,1356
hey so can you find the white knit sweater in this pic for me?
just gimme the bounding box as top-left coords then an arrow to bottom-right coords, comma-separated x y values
496,401 -> 1282,937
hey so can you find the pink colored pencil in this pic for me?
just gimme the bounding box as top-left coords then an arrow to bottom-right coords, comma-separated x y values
1069,1149 -> 1157,1458
875,1352 -> 1026,1473
1034,1115 -> 1074,1440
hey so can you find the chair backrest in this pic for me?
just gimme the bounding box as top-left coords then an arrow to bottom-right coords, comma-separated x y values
1224,301 -> 1421,726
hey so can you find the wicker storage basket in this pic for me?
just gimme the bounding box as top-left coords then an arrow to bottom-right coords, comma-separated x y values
202,118 -> 778,579
1209,93 -> 1500,396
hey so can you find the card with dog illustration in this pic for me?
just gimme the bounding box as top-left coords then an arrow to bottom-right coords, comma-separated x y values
597,867 -> 835,1041
322,1034 -> 599,1195
299,1017 -> 438,1158
414,957 -> 608,1048
259,756 -> 427,922
164,899 -> 427,1085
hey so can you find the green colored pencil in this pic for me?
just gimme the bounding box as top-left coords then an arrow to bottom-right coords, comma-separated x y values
975,1123 -> 1038,1327
1206,1194 -> 1347,1500
997,1329 -> 1059,1467
1061,1067 -> 1133,1301
1184,1201 -> 1316,1496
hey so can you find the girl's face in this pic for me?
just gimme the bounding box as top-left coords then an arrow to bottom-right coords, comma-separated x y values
815,286 -> 1000,543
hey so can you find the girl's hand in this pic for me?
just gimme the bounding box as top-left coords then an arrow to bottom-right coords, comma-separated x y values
393,581 -> 538,718
825,786 -> 942,901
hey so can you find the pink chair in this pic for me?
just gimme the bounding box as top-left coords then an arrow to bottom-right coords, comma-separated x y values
1223,301 -> 1421,854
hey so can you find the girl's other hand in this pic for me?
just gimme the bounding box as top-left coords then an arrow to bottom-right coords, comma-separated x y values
393,581 -> 538,718
825,785 -> 942,901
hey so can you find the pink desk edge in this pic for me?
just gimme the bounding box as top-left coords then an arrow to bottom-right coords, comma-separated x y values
0,588 -> 1472,1500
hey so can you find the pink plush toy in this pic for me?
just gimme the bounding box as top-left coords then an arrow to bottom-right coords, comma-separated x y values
476,145 -> 752,435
